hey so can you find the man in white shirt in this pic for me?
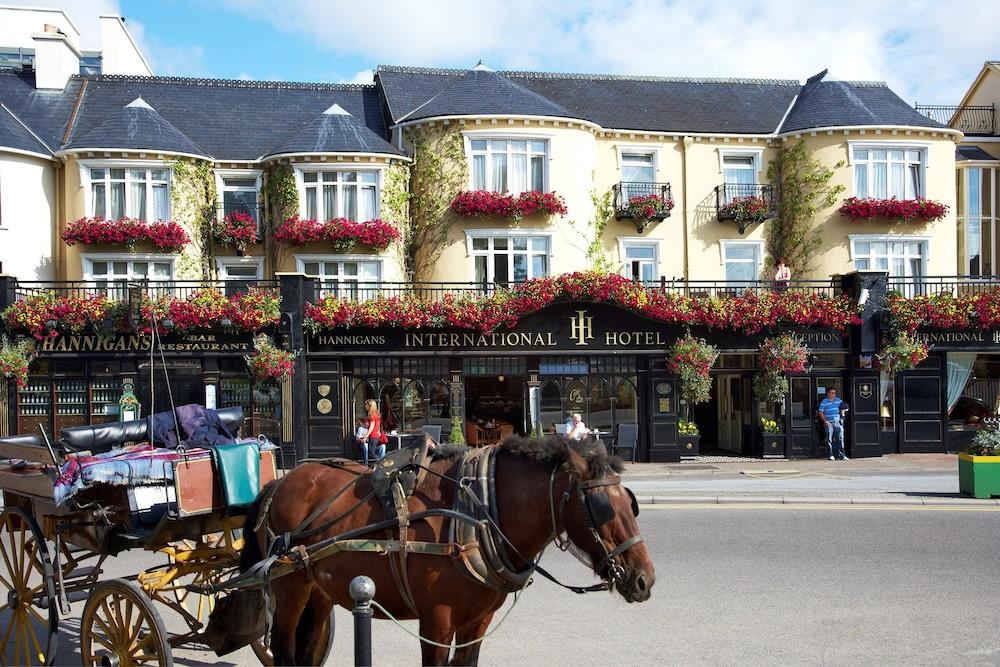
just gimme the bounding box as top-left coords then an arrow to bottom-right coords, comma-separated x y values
567,412 -> 590,440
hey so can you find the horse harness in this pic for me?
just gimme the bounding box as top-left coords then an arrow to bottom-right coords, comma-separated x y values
249,442 -> 643,614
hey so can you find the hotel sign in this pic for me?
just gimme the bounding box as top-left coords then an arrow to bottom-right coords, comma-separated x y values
37,332 -> 253,355
915,329 -> 1000,350
308,302 -> 848,354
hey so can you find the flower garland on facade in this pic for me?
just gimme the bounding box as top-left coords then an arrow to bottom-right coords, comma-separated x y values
0,336 -> 36,388
886,290 -> 1000,332
753,333 -> 810,402
273,216 -> 400,251
626,193 -> 674,227
717,195 -> 770,224
838,197 -> 948,224
2,288 -> 280,339
667,334 -> 719,421
877,331 -> 929,374
450,190 -> 568,220
61,217 -> 191,251
245,334 -> 297,383
212,211 -> 258,253
304,272 -> 861,336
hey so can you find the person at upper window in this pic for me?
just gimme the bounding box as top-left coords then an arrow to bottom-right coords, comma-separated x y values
567,413 -> 590,441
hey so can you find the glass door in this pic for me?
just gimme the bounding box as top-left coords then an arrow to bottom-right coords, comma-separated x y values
717,374 -> 742,453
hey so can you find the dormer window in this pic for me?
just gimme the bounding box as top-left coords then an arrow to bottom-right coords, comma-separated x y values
90,167 -> 170,221
469,139 -> 547,194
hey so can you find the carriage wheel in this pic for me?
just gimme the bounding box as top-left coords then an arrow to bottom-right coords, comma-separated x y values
0,506 -> 59,666
81,579 -> 173,667
249,608 -> 335,667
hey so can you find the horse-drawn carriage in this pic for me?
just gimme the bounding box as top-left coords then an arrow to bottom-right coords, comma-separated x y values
1,405 -> 654,666
0,406 -> 283,666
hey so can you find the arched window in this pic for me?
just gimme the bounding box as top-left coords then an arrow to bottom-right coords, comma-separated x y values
589,379 -> 612,432
428,379 -> 451,419
615,379 -> 637,425
379,382 -> 401,432
403,380 -> 427,429
540,380 -> 562,431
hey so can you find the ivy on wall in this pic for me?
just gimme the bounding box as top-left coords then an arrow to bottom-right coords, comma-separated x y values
170,158 -> 217,279
381,162 -> 411,271
765,140 -> 844,277
585,186 -> 614,273
263,162 -> 299,275
407,124 -> 467,280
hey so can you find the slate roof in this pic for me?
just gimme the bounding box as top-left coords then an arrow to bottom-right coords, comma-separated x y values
66,97 -> 212,157
378,65 -> 801,134
0,103 -> 52,156
400,68 -> 576,123
956,145 -> 998,161
779,72 -> 945,133
0,71 -> 81,152
268,103 -> 404,157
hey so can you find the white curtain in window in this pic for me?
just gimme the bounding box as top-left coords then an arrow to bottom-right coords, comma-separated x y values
323,185 -> 337,221
152,184 -> 169,221
907,165 -> 921,199
854,164 -> 868,197
530,156 -> 544,192
946,352 -> 977,414
110,183 -> 126,219
305,188 -> 317,219
873,163 -> 887,198
344,185 -> 358,221
361,186 -> 377,220
492,154 -> 507,192
473,155 -> 486,190
511,153 -> 527,195
93,184 -> 106,218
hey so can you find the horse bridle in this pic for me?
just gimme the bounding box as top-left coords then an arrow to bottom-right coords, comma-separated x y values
549,469 -> 644,588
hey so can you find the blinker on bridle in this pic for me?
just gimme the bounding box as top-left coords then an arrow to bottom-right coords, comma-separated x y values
565,475 -> 644,586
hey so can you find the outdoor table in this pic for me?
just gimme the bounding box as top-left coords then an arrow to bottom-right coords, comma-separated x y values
388,431 -> 423,451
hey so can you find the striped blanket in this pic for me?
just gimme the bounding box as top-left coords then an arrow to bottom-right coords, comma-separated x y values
54,439 -> 273,505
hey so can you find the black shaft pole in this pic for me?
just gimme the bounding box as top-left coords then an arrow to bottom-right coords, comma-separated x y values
350,576 -> 375,666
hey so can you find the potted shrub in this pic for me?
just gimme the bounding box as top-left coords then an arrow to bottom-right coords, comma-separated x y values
678,419 -> 700,456
759,417 -> 786,458
448,415 -> 466,445
959,420 -> 1000,499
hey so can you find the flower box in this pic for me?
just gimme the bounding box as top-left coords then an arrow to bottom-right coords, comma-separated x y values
716,196 -> 771,224
838,197 -> 948,224
61,217 -> 191,251
273,217 -> 400,251
213,211 -> 258,254
678,435 -> 700,457
450,190 -> 567,221
757,433 -> 786,458
958,453 -> 1000,499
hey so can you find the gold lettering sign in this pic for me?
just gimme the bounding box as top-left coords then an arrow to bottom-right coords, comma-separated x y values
859,383 -> 873,399
37,333 -> 250,354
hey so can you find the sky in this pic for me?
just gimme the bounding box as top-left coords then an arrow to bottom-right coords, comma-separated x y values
20,0 -> 1000,104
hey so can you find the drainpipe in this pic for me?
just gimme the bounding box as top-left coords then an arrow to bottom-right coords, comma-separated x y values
681,136 -> 694,281
54,158 -> 64,280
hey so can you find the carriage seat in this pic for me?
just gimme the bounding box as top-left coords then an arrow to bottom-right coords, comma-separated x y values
0,433 -> 57,465
60,406 -> 244,454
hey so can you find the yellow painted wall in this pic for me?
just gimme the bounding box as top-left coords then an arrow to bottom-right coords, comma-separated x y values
962,64 -> 1000,137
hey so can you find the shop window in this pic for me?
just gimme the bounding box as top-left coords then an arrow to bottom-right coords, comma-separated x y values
402,380 -> 427,429
947,354 -> 1000,430
469,138 -> 547,194
462,357 -> 526,376
302,170 -> 378,221
540,380 -> 563,430
590,379 -> 613,432
379,382 -> 401,432
540,357 -> 587,375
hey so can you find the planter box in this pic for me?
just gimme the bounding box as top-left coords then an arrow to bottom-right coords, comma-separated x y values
759,433 -> 785,458
958,453 -> 1000,499
678,435 -> 700,457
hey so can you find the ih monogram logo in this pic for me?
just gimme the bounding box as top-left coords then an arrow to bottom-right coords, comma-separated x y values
570,309 -> 594,346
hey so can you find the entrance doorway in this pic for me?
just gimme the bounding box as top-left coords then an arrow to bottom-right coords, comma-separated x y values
136,359 -> 204,416
788,375 -> 845,458
716,374 -> 748,453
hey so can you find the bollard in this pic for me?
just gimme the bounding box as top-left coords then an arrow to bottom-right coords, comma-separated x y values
350,575 -> 375,666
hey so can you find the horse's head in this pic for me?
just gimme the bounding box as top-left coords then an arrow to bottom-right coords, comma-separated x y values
560,444 -> 655,603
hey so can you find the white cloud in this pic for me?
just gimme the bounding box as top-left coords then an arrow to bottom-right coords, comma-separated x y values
116,18 -> 209,77
339,69 -> 374,85
219,0 -> 1000,103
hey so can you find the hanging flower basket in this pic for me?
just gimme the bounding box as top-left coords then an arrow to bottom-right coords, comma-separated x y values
450,190 -> 568,221
667,334 -> 719,417
61,217 -> 191,251
876,332 -> 929,374
753,333 -> 810,402
0,336 -> 36,388
213,211 -> 258,253
273,216 -> 400,251
246,334 -> 297,383
838,197 -> 948,224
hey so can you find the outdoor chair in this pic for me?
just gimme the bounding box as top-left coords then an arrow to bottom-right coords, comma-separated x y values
421,424 -> 442,444
614,423 -> 638,463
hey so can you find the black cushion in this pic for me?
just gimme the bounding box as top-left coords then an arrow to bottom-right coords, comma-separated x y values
0,434 -> 45,449
60,406 -> 244,453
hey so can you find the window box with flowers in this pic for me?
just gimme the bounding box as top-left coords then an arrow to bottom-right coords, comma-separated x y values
612,183 -> 674,233
61,217 -> 191,252
838,197 -> 948,224
450,191 -> 568,222
273,217 -> 400,252
213,211 -> 258,254
959,420 -> 1000,499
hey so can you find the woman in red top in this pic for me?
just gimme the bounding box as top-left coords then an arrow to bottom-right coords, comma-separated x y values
363,399 -> 386,463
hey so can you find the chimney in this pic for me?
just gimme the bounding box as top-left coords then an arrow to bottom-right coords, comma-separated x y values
32,28 -> 79,89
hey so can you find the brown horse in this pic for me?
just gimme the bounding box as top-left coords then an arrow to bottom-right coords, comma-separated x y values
240,436 -> 655,666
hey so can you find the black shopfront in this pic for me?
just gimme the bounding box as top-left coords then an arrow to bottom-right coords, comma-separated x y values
295,300 -> 861,463
3,331 -> 284,446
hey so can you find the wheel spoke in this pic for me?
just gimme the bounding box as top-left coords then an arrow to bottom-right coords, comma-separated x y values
0,601 -> 16,650
24,608 -> 44,661
0,532 -> 18,590
25,603 -> 48,626
13,611 -> 24,667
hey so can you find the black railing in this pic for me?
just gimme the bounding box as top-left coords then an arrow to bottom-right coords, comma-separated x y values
714,184 -> 777,233
308,278 -> 840,302
612,182 -> 673,232
915,104 -> 995,136
13,279 -> 278,302
887,275 -> 1000,298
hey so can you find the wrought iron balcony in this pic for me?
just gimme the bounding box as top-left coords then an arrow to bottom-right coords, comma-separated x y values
915,104 -> 995,136
887,275 -> 1000,299
612,182 -> 673,233
9,279 -> 278,303
714,184 -> 777,234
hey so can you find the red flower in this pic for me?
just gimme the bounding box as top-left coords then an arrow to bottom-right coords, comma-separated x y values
213,212 -> 258,252
62,217 -> 190,251
450,191 -> 567,219
839,197 -> 948,223
274,216 -> 400,250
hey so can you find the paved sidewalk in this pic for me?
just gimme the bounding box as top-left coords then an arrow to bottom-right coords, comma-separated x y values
619,453 -> 999,506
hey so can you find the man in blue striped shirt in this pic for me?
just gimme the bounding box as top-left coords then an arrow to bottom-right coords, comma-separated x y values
817,388 -> 849,460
